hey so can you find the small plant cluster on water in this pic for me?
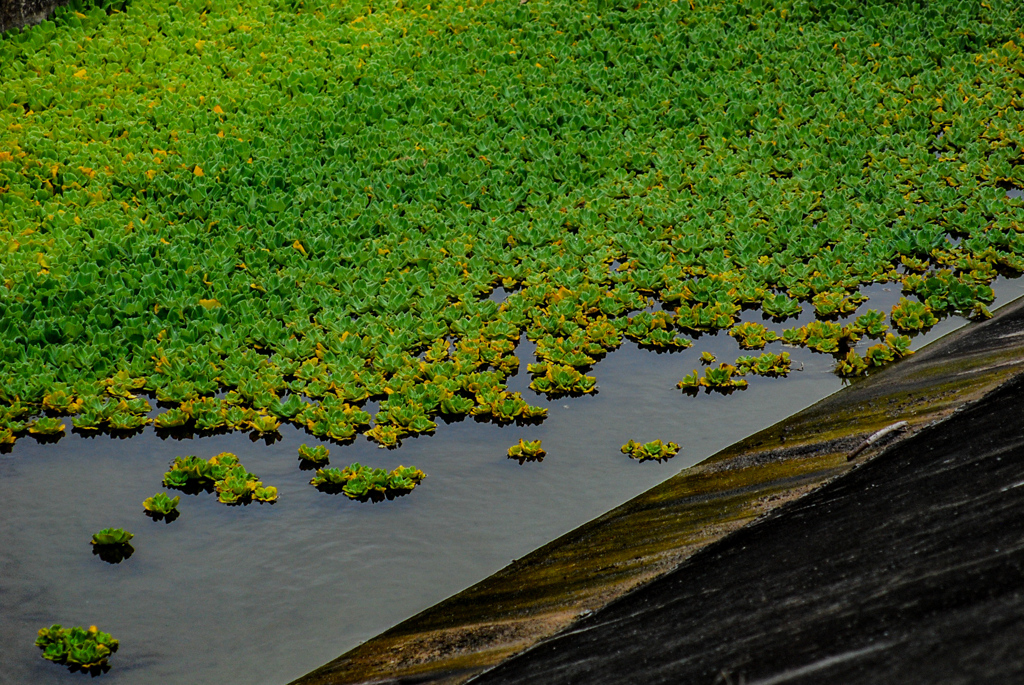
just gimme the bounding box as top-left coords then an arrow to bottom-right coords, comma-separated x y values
298,443 -> 330,465
143,492 -> 180,520
621,439 -> 680,462
310,463 -> 425,500
90,528 -> 133,546
163,452 -> 278,504
36,625 -> 119,673
90,527 -> 134,563
0,0 -> 1020,452
507,439 -> 546,464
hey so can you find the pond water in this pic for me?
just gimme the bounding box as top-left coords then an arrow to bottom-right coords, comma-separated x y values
2,278 -> 1024,685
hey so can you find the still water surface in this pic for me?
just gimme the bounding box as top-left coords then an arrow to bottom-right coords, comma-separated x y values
2,278 -> 1023,684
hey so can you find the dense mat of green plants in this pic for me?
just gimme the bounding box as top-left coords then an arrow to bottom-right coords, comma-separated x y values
0,0 -> 1022,448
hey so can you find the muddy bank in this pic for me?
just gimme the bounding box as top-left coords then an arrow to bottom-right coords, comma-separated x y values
291,299 -> 1024,685
474,363 -> 1024,684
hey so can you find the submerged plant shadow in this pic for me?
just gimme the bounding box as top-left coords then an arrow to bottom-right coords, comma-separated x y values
92,544 -> 134,564
144,510 -> 180,524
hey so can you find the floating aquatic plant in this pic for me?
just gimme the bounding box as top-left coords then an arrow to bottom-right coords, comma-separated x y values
678,364 -> 748,395
854,310 -> 890,338
528,363 -> 597,396
0,0 -> 1020,451
28,417 -> 65,435
621,439 -> 680,462
734,352 -> 792,378
837,333 -> 913,377
507,439 -> 545,463
891,298 -> 939,332
142,492 -> 180,519
91,528 -> 133,546
310,463 -> 425,500
298,443 -> 330,465
90,528 -> 134,563
729,322 -> 780,350
36,625 -> 119,672
163,452 -> 276,504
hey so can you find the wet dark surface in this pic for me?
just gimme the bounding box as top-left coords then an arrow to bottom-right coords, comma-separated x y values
474,376 -> 1024,685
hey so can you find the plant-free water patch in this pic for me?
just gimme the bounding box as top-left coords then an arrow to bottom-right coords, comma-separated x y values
309,463 -> 425,501
0,0 -> 1021,453
35,624 -> 119,674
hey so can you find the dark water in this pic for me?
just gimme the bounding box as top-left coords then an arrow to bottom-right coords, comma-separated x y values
2,278 -> 1023,684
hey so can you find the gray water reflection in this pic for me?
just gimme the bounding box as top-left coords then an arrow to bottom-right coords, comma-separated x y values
2,277 -> 1024,685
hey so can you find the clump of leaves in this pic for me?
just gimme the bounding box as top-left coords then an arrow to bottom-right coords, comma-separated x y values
90,528 -> 134,563
28,417 -> 65,435
143,492 -> 180,519
621,439 -> 680,462
507,439 -> 546,463
891,298 -> 938,332
699,351 -> 717,365
835,350 -> 870,377
248,414 -> 280,435
677,364 -> 748,395
735,352 -> 792,377
762,293 -> 803,320
364,424 -> 407,449
624,311 -> 691,349
812,291 -> 865,317
163,452 -> 276,505
854,310 -> 890,338
729,322 -> 780,350
528,363 -> 597,396
153,408 -> 190,430
91,528 -> 133,546
310,463 -> 425,501
904,271 -> 995,319
839,333 -> 913,376
36,625 -> 119,672
298,443 -> 330,465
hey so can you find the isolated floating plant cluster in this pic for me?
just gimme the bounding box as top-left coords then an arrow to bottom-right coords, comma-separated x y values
163,451 -> 278,504
310,462 -> 425,500
621,439 -> 680,462
0,0 -> 1023,450
507,438 -> 546,463
35,624 -> 119,672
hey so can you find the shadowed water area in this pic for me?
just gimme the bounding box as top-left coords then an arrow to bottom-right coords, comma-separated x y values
2,279 -> 1024,684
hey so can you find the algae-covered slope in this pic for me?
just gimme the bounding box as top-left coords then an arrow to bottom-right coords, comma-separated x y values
1,0 -> 1023,449
290,295 -> 1024,684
